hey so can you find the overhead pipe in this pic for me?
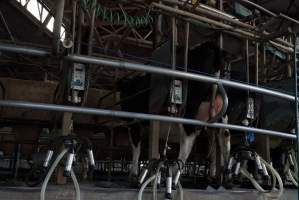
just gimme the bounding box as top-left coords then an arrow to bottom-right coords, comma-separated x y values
0,100 -> 295,139
0,43 -> 50,56
157,1 -> 295,51
52,0 -> 66,54
161,0 -> 254,30
65,54 -> 295,101
152,3 -> 294,53
236,0 -> 277,17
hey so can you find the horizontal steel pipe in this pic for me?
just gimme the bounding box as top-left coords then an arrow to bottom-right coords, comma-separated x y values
0,43 -> 50,57
158,1 -> 295,52
0,43 -> 295,101
66,54 -> 295,101
0,100 -> 295,139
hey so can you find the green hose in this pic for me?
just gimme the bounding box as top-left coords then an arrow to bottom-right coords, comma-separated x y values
81,0 -> 153,27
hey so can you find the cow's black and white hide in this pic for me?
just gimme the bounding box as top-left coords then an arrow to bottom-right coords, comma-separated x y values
118,41 -> 228,182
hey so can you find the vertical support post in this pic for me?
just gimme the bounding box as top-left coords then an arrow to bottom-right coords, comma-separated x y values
76,8 -> 84,54
262,43 -> 267,82
171,6 -> 177,70
149,121 -> 160,159
71,0 -> 77,54
292,34 -> 299,199
255,42 -> 259,86
155,1 -> 163,46
56,112 -> 73,184
182,22 -> 190,115
88,0 -> 97,56
245,40 -> 250,95
218,0 -> 223,49
255,41 -> 270,161
53,0 -> 65,54
184,22 -> 190,70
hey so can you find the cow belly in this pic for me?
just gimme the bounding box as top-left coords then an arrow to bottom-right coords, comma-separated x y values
195,95 -> 224,121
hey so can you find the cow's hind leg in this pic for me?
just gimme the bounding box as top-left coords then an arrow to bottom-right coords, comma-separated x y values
177,124 -> 200,164
128,127 -> 141,184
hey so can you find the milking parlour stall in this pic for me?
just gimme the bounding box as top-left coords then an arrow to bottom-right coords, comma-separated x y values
0,0 -> 298,200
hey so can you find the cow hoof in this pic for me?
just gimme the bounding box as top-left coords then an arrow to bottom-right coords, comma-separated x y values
207,178 -> 220,189
128,175 -> 139,188
223,181 -> 233,189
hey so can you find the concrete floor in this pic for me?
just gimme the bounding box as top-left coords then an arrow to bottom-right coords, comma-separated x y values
0,184 -> 297,200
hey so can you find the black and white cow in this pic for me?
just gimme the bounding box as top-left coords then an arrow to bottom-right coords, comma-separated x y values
119,41 -> 229,180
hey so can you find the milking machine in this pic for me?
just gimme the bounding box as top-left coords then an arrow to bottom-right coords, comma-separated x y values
137,59 -> 185,200
137,158 -> 184,200
225,146 -> 283,198
40,135 -> 95,200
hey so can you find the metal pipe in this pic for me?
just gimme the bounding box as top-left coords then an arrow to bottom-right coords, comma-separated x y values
88,0 -> 96,56
76,8 -> 84,54
184,22 -> 189,70
0,100 -> 295,139
152,3 -> 294,53
160,0 -> 295,50
0,42 -> 295,101
171,6 -> 177,70
0,43 -> 50,56
237,0 -> 277,17
65,54 -> 295,101
293,33 -> 299,193
279,13 -> 299,25
255,42 -> 259,86
52,0 -> 65,54
71,0 -> 77,54
162,0 -> 253,30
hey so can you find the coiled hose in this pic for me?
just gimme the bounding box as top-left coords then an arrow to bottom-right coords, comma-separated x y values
40,149 -> 80,200
240,153 -> 283,199
286,150 -> 298,187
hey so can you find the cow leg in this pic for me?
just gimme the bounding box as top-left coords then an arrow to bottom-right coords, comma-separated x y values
177,124 -> 200,164
207,129 -> 217,179
128,130 -> 141,180
216,115 -> 231,185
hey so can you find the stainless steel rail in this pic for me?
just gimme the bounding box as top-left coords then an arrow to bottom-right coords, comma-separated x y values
0,100 -> 295,139
66,54 -> 295,101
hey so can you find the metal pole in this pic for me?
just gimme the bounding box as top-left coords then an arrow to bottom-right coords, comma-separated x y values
171,6 -> 177,70
155,1 -> 163,46
237,0 -> 277,17
53,0 -> 65,54
88,0 -> 96,56
255,42 -> 259,86
218,0 -> 223,49
184,22 -> 190,70
71,0 -> 77,54
153,2 -> 294,52
66,54 -> 295,101
0,43 -> 50,56
76,7 -> 84,54
0,43 -> 295,101
0,100 -> 295,139
158,1 -> 295,50
245,40 -> 250,96
293,34 -> 299,199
